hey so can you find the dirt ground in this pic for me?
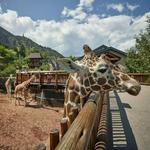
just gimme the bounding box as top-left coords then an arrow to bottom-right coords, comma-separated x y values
0,93 -> 63,150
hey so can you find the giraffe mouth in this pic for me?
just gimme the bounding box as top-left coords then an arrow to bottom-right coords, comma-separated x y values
126,85 -> 141,96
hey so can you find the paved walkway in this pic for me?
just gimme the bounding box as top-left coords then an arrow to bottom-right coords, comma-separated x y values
109,85 -> 150,150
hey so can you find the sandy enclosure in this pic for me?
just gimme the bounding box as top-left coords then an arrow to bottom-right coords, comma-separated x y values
0,94 -> 63,150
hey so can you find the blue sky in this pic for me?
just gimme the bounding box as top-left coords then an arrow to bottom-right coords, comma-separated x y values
0,0 -> 149,56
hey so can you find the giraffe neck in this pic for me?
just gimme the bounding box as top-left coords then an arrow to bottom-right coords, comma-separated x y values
23,78 -> 33,87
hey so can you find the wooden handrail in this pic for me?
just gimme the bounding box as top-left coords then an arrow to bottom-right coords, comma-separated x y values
55,92 -> 105,150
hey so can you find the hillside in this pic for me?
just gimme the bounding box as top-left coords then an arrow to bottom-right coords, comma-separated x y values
0,26 -> 63,58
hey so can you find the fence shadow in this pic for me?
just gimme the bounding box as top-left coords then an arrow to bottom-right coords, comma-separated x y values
108,90 -> 138,150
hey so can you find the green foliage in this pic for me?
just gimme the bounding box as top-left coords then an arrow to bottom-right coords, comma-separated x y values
69,55 -> 76,61
39,64 -> 49,71
125,16 -> 150,73
0,44 -> 28,76
0,45 -> 16,62
1,64 -> 16,77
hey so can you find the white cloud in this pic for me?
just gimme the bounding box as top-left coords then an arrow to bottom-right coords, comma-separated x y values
107,3 -> 124,13
0,9 -> 35,35
61,7 -> 87,21
61,0 -> 94,21
0,8 -> 149,57
79,0 -> 94,8
126,3 -> 139,11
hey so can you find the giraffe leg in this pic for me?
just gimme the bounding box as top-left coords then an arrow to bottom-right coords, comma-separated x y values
23,89 -> 28,107
15,92 -> 17,106
9,86 -> 12,102
63,104 -> 67,118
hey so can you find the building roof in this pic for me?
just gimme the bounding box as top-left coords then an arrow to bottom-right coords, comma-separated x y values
77,45 -> 126,60
93,45 -> 127,56
28,53 -> 42,59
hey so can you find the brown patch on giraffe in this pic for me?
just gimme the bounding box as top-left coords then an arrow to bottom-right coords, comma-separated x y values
115,76 -> 120,84
85,87 -> 91,92
89,76 -> 95,85
66,103 -> 72,115
108,80 -> 115,86
68,77 -> 76,90
113,71 -> 120,76
84,78 -> 90,87
93,73 -> 97,78
79,76 -> 84,85
120,74 -> 130,81
70,91 -> 78,100
74,95 -> 80,104
97,77 -> 106,85
102,84 -> 112,90
91,85 -> 101,91
92,62 -> 96,67
88,72 -> 92,76
81,86 -> 87,96
74,85 -> 80,93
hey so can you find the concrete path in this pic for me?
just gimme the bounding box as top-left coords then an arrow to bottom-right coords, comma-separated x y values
109,85 -> 150,150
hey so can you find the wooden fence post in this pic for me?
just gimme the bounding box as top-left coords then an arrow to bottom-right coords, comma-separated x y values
60,118 -> 68,138
50,128 -> 59,150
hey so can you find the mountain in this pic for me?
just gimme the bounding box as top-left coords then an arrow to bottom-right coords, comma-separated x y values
0,26 -> 63,58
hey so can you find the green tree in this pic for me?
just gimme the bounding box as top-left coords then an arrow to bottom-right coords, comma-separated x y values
125,16 -> 150,73
19,44 -> 26,58
0,45 -> 17,76
69,55 -> 76,61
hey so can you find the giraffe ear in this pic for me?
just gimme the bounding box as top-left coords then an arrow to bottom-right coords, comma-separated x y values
57,58 -> 88,74
83,44 -> 92,55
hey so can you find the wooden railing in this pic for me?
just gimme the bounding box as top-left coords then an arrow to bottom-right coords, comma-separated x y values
40,92 -> 108,150
16,71 -> 69,87
128,73 -> 150,85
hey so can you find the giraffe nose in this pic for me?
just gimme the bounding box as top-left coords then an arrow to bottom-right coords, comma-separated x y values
98,65 -> 108,73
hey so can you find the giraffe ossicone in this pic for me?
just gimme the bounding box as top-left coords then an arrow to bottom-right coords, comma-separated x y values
57,45 -> 141,120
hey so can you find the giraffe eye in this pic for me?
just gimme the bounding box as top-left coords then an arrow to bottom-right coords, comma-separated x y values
98,65 -> 108,73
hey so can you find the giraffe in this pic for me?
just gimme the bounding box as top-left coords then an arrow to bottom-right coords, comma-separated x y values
5,74 -> 12,101
14,75 -> 36,106
57,45 -> 141,121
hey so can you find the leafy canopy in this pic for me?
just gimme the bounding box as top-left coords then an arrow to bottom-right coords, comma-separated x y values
125,16 -> 150,73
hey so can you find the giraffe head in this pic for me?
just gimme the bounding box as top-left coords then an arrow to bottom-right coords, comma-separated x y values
30,75 -> 36,82
58,45 -> 141,96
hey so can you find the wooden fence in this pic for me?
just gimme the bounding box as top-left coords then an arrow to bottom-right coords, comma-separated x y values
33,91 -> 109,150
128,73 -> 150,85
16,71 -> 69,89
